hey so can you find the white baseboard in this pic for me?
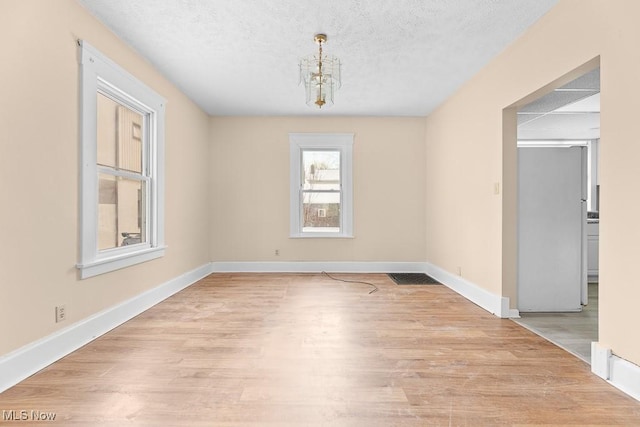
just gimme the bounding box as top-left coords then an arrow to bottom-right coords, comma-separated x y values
210,261 -> 429,273
424,262 -> 517,318
0,262 -> 212,393
592,342 -> 640,402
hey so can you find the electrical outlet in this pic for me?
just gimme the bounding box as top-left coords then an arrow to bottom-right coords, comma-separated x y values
55,305 -> 66,323
275,249 -> 280,256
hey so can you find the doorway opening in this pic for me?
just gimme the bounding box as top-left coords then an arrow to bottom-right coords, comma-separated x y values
513,67 -> 600,363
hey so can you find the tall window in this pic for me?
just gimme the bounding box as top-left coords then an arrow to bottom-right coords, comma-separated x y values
78,41 -> 166,278
289,133 -> 353,238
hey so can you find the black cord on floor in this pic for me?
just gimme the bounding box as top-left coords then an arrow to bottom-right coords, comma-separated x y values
321,271 -> 379,294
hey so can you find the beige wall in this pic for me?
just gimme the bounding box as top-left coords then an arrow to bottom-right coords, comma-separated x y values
0,0 -> 211,355
425,0 -> 640,364
210,117 -> 426,263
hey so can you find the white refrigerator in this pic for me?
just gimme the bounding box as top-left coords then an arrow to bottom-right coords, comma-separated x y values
518,146 -> 587,312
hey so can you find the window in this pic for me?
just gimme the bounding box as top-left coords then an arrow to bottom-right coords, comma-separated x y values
77,41 -> 166,278
289,133 -> 353,238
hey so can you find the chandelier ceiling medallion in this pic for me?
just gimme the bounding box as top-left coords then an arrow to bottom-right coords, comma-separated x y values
299,34 -> 341,108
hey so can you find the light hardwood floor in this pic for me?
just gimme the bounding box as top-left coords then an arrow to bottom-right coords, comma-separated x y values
1,273 -> 639,426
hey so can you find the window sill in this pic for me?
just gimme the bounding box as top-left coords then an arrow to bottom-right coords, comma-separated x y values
77,246 -> 166,279
290,233 -> 354,239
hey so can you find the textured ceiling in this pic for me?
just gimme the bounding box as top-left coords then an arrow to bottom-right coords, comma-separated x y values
76,0 -> 559,116
518,68 -> 600,140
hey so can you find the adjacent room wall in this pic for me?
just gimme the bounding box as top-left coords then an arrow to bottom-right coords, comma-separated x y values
425,0 -> 640,364
0,0 -> 211,356
209,117 -> 426,264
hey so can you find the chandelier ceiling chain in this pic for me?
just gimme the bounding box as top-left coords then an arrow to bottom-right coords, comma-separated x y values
299,34 -> 341,109
316,36 -> 325,107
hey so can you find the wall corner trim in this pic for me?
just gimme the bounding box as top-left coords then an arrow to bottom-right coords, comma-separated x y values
424,262 -> 516,318
0,262 -> 213,393
591,342 -> 612,379
591,343 -> 640,402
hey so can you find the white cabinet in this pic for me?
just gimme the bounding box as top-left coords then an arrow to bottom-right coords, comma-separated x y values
587,221 -> 599,281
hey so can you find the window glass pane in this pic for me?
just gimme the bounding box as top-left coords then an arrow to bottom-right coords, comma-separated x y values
302,191 -> 340,231
97,93 -> 118,169
98,174 -> 146,250
97,92 -> 143,173
302,150 -> 340,191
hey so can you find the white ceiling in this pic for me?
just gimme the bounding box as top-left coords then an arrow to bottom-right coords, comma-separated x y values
518,68 -> 600,140
76,0 -> 559,116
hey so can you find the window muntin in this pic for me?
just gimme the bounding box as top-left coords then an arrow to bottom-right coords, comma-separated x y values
289,133 -> 353,238
78,40 -> 165,278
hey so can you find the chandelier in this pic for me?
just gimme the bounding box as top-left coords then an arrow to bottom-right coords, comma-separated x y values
299,34 -> 341,108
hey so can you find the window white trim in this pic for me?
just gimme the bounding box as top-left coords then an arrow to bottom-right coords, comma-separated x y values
289,133 -> 353,238
77,40 -> 166,278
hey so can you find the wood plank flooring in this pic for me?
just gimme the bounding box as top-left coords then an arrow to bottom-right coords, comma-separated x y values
1,273 -> 639,426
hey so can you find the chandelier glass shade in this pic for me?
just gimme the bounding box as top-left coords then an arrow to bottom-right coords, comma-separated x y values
299,34 -> 341,108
